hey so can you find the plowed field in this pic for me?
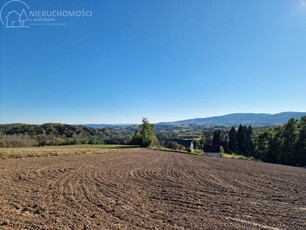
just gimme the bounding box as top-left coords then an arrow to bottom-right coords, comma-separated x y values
0,148 -> 305,229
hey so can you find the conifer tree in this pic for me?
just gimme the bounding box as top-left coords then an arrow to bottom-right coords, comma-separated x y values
236,125 -> 246,154
295,116 -> 306,166
228,127 -> 237,153
212,130 -> 221,145
281,118 -> 298,165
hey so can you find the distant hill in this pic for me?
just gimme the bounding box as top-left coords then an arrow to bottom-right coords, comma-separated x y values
84,124 -> 136,129
160,112 -> 306,127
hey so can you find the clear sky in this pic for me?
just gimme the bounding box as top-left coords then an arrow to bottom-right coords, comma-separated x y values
1,0 -> 306,124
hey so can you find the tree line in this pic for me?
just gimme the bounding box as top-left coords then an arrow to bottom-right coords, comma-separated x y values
1,117 -> 305,167
0,123 -> 135,147
211,117 -> 306,166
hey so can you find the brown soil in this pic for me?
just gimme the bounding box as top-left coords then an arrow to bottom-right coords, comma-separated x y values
0,149 -> 305,229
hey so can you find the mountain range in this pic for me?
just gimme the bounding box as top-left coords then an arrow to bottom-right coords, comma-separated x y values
84,112 -> 306,128
160,112 -> 306,127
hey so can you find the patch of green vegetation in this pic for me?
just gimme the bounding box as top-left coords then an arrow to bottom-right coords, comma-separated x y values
71,144 -> 138,148
0,145 -> 140,160
222,153 -> 257,161
194,149 -> 203,154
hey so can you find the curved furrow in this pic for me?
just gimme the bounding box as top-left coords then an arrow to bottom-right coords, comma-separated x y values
0,149 -> 305,229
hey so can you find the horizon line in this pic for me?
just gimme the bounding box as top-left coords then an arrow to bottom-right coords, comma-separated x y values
1,111 -> 305,125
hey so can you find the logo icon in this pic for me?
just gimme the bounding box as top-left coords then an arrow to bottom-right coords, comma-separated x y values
0,0 -> 30,28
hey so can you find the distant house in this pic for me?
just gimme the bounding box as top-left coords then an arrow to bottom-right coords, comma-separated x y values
165,139 -> 194,152
203,145 -> 221,157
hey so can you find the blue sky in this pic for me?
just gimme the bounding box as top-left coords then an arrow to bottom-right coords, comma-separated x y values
1,0 -> 306,124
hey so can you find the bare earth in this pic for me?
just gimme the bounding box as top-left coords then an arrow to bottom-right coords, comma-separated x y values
0,149 -> 305,230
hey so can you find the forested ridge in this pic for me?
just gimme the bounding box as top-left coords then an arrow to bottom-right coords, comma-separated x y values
0,123 -> 135,147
